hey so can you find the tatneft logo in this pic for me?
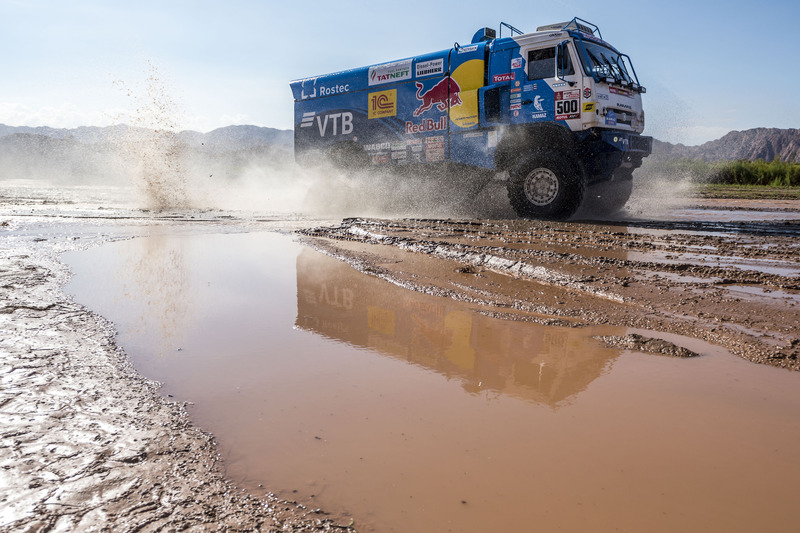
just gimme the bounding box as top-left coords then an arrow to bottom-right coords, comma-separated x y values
299,111 -> 354,136
368,90 -> 397,119
368,59 -> 412,86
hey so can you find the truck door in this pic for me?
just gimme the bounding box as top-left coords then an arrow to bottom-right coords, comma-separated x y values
515,42 -> 581,126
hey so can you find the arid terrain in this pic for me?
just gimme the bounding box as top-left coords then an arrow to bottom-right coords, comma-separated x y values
1,182 -> 799,532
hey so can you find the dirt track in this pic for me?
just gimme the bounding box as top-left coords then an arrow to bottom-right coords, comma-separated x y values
1,186 -> 799,531
300,215 -> 800,370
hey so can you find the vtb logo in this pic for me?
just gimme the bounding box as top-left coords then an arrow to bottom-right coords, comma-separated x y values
368,89 -> 397,119
299,111 -> 353,137
413,77 -> 462,117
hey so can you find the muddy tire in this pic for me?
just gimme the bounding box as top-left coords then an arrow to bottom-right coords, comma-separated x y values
587,175 -> 633,213
507,153 -> 585,220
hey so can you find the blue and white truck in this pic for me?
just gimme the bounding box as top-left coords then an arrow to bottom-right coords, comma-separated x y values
289,18 -> 652,219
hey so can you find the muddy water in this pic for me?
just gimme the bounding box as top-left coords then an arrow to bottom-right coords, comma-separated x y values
64,231 -> 800,533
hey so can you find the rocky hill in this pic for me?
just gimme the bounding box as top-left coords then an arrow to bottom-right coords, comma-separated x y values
0,124 -> 294,185
653,128 -> 800,162
0,124 -> 293,150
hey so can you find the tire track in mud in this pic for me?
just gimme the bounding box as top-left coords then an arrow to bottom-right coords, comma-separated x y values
300,217 -> 800,371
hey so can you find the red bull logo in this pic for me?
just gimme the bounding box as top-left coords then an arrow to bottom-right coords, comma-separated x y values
413,77 -> 462,117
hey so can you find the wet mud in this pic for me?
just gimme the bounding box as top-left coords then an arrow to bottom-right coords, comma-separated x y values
300,215 -> 800,371
0,213 -> 353,532
2,184 -> 800,532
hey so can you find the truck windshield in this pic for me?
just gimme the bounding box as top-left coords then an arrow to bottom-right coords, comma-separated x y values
580,41 -> 634,84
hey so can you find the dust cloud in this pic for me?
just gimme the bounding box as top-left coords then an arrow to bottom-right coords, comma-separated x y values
1,60 -> 698,219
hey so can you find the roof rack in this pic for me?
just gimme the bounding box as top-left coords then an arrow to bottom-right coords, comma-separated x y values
499,22 -> 524,38
536,17 -> 602,40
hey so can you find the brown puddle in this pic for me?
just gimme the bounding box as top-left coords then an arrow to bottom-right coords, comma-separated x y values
64,231 -> 800,533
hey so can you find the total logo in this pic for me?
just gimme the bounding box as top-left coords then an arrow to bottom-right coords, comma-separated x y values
413,77 -> 462,117
299,111 -> 354,137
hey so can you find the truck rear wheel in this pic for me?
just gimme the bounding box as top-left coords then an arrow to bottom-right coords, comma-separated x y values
507,154 -> 585,220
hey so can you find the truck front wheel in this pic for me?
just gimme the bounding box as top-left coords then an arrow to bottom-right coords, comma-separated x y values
507,154 -> 585,220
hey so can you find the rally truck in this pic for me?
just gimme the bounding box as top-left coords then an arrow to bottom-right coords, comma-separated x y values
289,18 -> 652,219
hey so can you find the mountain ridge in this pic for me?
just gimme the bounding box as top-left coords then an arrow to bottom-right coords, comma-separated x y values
1,124 -> 797,163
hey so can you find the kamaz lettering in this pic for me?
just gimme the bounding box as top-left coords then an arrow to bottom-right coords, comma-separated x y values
291,17 -> 652,220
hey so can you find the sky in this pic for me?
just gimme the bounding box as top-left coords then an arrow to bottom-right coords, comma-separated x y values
1,0 -> 797,145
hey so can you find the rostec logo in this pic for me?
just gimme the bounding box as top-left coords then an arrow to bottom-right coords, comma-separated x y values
299,111 -> 354,137
368,89 -> 397,119
413,77 -> 462,117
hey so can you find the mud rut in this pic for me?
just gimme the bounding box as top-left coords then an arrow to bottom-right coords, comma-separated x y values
301,217 -> 800,370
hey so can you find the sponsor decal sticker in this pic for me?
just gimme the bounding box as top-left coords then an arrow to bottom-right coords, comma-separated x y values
510,103 -> 521,111
492,73 -> 515,83
413,77 -> 461,117
405,116 -> 447,134
319,84 -> 350,96
369,59 -> 412,86
368,89 -> 397,119
533,95 -> 544,112
605,110 -> 617,126
609,86 -> 632,97
299,111 -> 315,128
425,135 -> 445,162
597,93 -> 609,100
583,87 -> 591,99
555,90 -> 581,120
299,111 -> 354,136
415,58 -> 444,78
511,57 -> 523,69
583,102 -> 595,112
531,112 -> 547,120
511,87 -> 522,93
457,44 -> 479,54
364,142 -> 390,152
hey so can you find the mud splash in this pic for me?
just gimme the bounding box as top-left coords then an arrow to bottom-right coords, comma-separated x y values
111,62 -> 188,209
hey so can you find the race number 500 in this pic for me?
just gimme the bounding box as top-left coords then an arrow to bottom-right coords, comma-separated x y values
555,90 -> 581,120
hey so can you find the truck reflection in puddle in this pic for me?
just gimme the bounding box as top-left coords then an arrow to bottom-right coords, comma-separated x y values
295,247 -> 621,408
